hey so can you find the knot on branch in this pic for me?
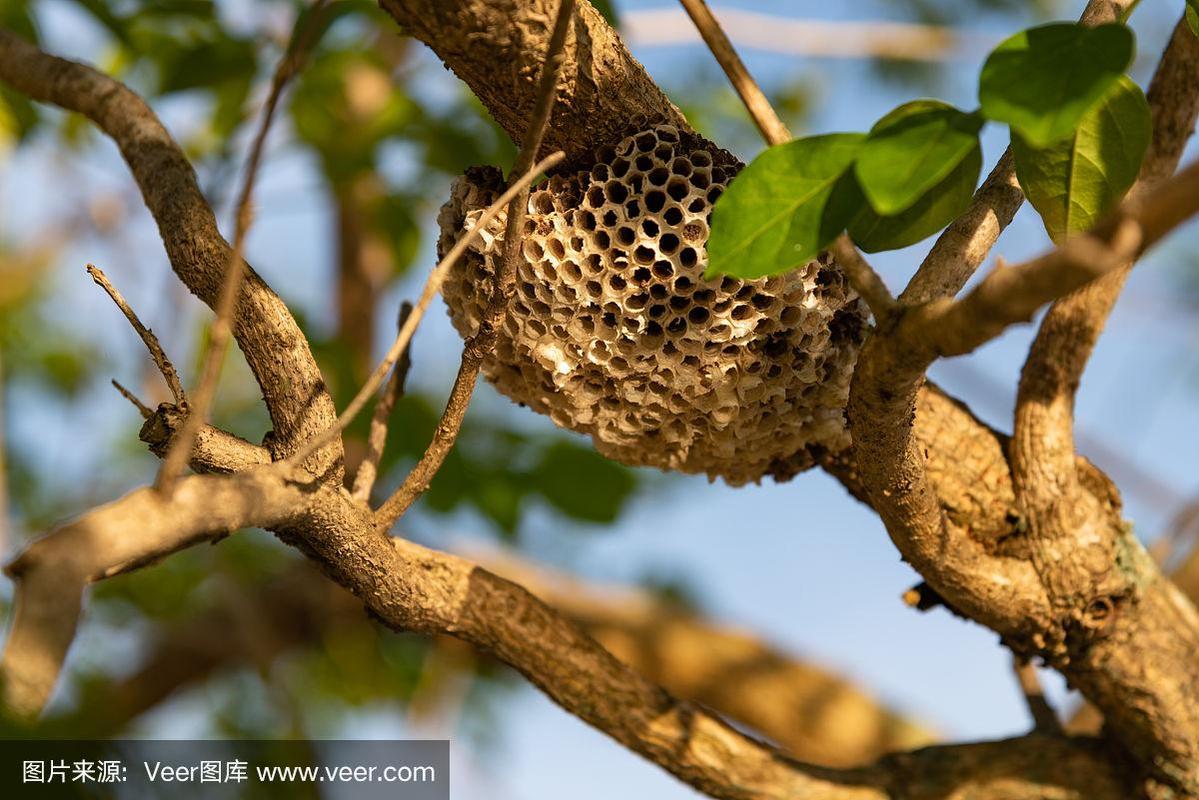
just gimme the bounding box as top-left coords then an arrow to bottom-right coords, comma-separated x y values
139,404 -> 187,460
439,125 -> 869,484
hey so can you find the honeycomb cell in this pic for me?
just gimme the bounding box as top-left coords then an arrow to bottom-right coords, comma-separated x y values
437,125 -> 867,484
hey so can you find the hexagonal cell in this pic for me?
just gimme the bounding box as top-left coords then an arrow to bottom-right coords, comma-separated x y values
437,125 -> 867,485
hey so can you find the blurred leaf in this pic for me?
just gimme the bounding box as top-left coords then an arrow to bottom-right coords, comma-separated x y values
591,0 -> 620,27
37,347 -> 95,396
0,0 -> 38,41
1188,0 -> 1199,38
1011,75 -> 1150,243
532,442 -> 636,524
979,22 -> 1133,147
0,88 -> 40,147
855,100 -> 983,215
706,134 -> 865,279
153,34 -> 258,94
292,49 -> 416,182
849,144 -> 981,253
67,0 -> 133,47
372,193 -> 422,277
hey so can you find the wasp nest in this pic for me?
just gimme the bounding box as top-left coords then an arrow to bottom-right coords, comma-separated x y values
439,125 -> 867,485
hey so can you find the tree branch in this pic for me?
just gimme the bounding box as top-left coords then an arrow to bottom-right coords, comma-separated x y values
284,150 -> 564,471
156,0 -> 331,491
379,0 -> 688,168
0,458 -> 1137,798
0,467 -> 311,716
138,404 -> 273,475
1013,658 -> 1062,735
62,548 -> 933,766
1012,15 -> 1199,514
349,302 -> 413,503
0,29 -> 342,477
374,0 -> 575,526
676,0 -> 790,146
86,264 -> 185,405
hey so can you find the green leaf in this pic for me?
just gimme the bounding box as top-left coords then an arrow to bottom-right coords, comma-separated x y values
855,100 -> 983,216
706,133 -> 866,279
1188,0 -> 1199,38
1011,75 -> 1150,243
979,22 -> 1134,147
849,144 -> 982,253
532,442 -> 636,524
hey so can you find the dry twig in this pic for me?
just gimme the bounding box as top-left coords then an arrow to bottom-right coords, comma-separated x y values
87,264 -> 185,404
110,379 -> 153,419
350,302 -> 414,504
156,0 -> 332,491
283,150 -> 565,472
374,0 -> 577,527
676,0 -> 789,146
1013,658 -> 1062,735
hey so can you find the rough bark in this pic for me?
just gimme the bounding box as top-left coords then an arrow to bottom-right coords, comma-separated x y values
0,29 -> 342,477
2,2 -> 1198,798
373,0 -> 1199,794
378,0 -> 687,169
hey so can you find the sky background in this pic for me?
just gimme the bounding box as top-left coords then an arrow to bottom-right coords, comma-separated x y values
3,1 -> 1199,798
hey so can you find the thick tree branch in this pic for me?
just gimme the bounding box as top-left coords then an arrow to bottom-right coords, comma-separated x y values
87,408 -> 938,765
0,468 -> 311,716
65,550 -> 933,766
0,458 -> 1135,799
0,29 -> 342,477
379,0 -> 688,169
158,0 -> 330,490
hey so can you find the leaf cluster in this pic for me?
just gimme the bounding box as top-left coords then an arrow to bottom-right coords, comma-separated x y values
709,20 -> 1152,279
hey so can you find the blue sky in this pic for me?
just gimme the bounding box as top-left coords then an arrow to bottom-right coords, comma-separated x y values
3,1 -> 1199,798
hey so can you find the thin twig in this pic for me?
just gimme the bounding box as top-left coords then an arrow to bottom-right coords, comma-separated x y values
0,348 -> 8,556
1014,657 -> 1063,735
350,302 -> 414,504
111,379 -> 153,419
898,0 -> 1139,306
374,0 -> 576,528
679,1 -> 889,332
283,150 -> 565,471
914,219 -> 1145,360
87,264 -> 185,404
156,0 -> 331,493
830,234 -> 895,324
677,0 -> 790,146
